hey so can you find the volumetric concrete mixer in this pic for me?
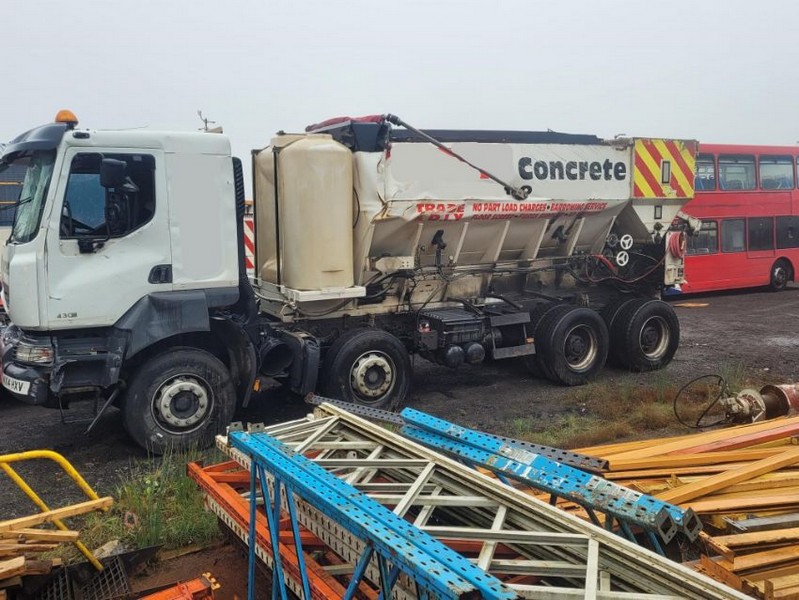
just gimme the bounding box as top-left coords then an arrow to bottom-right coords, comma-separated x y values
252,115 -> 699,408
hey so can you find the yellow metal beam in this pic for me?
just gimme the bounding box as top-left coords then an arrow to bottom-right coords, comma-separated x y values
0,450 -> 100,501
608,448 -> 785,471
686,492 -> 799,514
657,447 -> 799,505
605,462 -> 757,480
0,450 -> 108,571
610,416 -> 799,461
714,527 -> 799,550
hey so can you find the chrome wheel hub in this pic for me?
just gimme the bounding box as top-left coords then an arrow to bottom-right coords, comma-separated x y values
563,325 -> 598,372
639,316 -> 670,359
154,376 -> 210,429
774,266 -> 787,286
350,352 -> 394,401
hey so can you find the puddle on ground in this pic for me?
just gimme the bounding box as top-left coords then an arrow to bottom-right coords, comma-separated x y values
765,336 -> 799,348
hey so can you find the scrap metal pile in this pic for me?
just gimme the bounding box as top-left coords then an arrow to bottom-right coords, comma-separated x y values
193,398 -> 750,600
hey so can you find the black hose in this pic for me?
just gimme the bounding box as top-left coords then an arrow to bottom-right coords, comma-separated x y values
672,374 -> 731,429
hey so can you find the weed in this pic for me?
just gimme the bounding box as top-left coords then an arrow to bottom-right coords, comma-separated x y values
530,414 -> 635,449
52,445 -> 222,563
511,417 -> 536,439
718,361 -> 749,391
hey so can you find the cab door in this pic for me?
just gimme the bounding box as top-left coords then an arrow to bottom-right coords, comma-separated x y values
44,148 -> 173,329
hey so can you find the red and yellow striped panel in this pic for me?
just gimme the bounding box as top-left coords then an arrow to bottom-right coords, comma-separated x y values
633,139 -> 697,199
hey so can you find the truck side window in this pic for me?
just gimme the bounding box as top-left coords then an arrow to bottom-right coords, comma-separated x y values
60,153 -> 156,239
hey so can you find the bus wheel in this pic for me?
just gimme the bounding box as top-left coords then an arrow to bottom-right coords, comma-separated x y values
320,328 -> 411,410
535,306 -> 609,386
769,259 -> 792,291
611,299 -> 679,372
123,348 -> 236,454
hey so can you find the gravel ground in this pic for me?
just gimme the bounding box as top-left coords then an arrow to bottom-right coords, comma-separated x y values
1,285 -> 798,516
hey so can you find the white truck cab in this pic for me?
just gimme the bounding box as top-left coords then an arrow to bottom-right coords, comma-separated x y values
0,111 -> 264,452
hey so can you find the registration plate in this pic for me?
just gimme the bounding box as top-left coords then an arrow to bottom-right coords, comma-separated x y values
2,372 -> 30,395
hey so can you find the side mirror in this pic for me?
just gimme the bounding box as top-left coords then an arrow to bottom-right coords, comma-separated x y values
100,158 -> 127,188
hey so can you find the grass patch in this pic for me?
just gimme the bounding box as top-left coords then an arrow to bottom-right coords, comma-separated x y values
52,445 -> 222,563
511,367 -> 753,450
531,414 -> 635,449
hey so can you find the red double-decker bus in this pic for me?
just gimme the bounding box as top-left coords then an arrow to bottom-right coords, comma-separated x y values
681,144 -> 799,293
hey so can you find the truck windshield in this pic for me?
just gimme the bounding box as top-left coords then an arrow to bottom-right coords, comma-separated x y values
8,151 -> 55,244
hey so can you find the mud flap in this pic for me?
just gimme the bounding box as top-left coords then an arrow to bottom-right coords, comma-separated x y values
275,330 -> 320,396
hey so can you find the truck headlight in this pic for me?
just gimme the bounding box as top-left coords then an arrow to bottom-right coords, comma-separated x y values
15,340 -> 54,365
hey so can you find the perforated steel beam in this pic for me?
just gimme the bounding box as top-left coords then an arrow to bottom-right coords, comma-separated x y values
400,407 -> 701,541
215,403 -> 748,600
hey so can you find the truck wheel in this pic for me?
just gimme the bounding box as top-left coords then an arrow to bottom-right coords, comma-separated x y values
600,296 -> 637,366
611,299 -> 679,371
122,348 -> 236,454
769,259 -> 792,291
520,302 -> 558,378
320,328 -> 411,410
535,306 -> 609,386
601,296 -> 636,332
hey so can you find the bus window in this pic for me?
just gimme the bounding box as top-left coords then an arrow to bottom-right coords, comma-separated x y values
686,220 -> 718,255
777,216 -> 799,249
695,154 -> 716,190
748,217 -> 774,250
719,155 -> 756,191
759,156 -> 794,190
721,219 -> 745,252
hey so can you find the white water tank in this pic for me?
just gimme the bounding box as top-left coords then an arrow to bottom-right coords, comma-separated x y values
254,134 -> 354,291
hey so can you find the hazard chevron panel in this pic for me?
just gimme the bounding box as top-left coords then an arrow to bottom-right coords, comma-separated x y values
633,139 -> 697,199
243,215 -> 255,274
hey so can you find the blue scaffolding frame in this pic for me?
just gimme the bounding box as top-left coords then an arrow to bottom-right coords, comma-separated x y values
229,427 -> 520,600
399,408 -> 702,546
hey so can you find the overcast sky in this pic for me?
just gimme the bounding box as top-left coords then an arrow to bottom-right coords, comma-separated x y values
4,0 -> 798,192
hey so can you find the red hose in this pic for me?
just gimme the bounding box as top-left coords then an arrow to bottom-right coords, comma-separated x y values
668,232 -> 686,259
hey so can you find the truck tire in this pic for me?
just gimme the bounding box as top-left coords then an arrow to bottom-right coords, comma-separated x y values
610,299 -> 679,371
520,302 -> 558,378
535,306 -> 609,386
600,296 -> 637,366
320,328 -> 411,410
122,348 -> 236,454
769,259 -> 792,291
